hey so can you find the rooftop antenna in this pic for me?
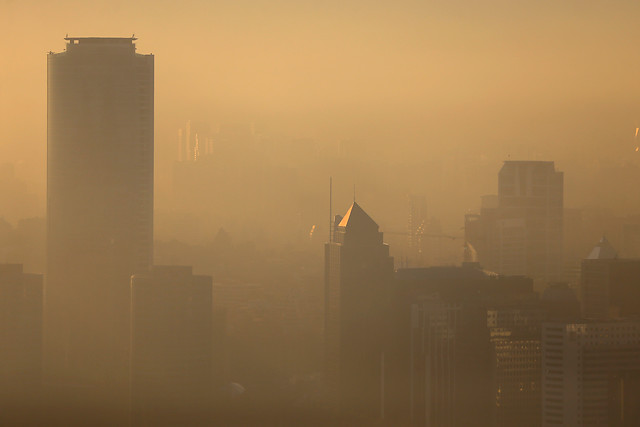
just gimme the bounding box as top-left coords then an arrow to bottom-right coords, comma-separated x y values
353,184 -> 356,203
329,177 -> 333,242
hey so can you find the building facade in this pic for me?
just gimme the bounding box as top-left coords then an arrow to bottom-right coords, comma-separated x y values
130,266 -> 214,425
393,264 -> 536,427
542,321 -> 640,426
488,307 -> 542,427
466,161 -> 563,283
324,202 -> 395,421
45,36 -> 153,405
0,264 -> 43,417
580,237 -> 640,319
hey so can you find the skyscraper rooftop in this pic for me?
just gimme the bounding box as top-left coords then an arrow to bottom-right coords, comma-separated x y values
586,236 -> 618,260
337,202 -> 379,230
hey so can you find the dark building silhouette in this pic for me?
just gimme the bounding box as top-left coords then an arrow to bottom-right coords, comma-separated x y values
467,161 -> 563,284
130,266 -> 214,426
487,306 -> 543,427
45,36 -> 153,412
541,282 -> 581,322
405,294 -> 459,426
0,264 -> 43,416
393,264 -> 536,427
580,236 -> 640,319
324,202 -> 394,421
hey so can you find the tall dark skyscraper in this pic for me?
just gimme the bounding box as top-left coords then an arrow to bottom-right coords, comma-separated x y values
324,202 -> 394,421
45,37 -> 153,404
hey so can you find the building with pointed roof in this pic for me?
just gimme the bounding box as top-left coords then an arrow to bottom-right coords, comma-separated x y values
324,202 -> 394,421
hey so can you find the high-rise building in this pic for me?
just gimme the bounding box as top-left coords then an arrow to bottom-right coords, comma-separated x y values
542,321 -> 640,426
487,307 -> 543,427
407,295 -> 459,427
324,202 -> 394,421
45,37 -> 153,401
466,161 -> 563,283
580,236 -> 640,319
130,266 -> 214,425
0,264 -> 43,418
393,264 -> 536,427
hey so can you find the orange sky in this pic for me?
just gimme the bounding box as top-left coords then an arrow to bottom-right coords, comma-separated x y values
2,1 -> 640,203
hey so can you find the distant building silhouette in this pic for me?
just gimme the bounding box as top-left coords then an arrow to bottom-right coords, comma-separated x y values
45,36 -> 153,413
0,264 -> 43,413
130,266 -> 214,425
542,321 -> 640,426
580,236 -> 640,319
466,161 -> 563,284
324,202 -> 394,421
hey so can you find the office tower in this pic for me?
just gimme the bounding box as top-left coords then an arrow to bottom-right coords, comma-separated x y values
580,236 -> 640,319
130,266 -> 214,425
394,264 -> 536,427
407,295 -> 459,426
487,306 -> 543,427
467,161 -> 563,283
497,161 -> 563,280
0,264 -> 43,417
45,37 -> 153,399
324,202 -> 394,421
542,321 -> 640,426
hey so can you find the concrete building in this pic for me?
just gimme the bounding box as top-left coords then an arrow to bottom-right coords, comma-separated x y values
542,321 -> 640,426
130,266 -> 214,425
324,202 -> 394,421
407,295 -> 459,427
393,264 -> 537,427
466,161 -> 563,284
0,264 -> 43,416
488,307 -> 543,427
45,36 -> 153,404
580,236 -> 640,319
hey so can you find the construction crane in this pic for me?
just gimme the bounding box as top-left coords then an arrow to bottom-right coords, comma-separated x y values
384,231 -> 462,240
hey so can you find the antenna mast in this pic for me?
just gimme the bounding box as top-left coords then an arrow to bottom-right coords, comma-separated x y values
329,177 -> 333,242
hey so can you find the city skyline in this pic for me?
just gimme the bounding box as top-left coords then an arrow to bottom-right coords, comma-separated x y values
2,3 -> 640,426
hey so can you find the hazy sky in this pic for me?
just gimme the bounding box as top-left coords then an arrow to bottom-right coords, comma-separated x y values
2,0 -> 640,202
